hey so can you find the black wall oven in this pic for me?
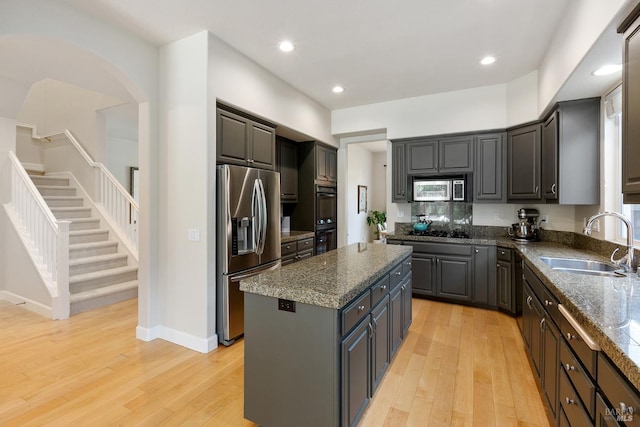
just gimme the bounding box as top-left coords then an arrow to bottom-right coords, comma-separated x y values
315,185 -> 337,254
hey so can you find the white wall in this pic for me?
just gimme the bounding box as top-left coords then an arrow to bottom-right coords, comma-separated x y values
370,152 -> 387,214
208,34 -> 334,146
158,31 -> 213,352
537,0 -> 630,114
18,79 -> 124,162
106,136 -> 138,192
346,145 -> 373,244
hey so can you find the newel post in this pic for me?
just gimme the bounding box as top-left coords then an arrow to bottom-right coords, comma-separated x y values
53,220 -> 71,320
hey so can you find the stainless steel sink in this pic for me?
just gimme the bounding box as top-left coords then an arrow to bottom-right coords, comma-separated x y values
540,256 -> 625,277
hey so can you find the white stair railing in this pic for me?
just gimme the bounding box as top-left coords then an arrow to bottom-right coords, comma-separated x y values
6,151 -> 70,319
60,130 -> 139,255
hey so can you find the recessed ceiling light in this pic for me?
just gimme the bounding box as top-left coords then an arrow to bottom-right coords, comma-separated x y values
480,56 -> 496,65
279,41 -> 295,52
332,86 -> 345,94
592,64 -> 622,76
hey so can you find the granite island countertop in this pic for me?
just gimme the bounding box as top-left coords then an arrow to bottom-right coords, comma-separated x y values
240,242 -> 412,310
387,232 -> 640,391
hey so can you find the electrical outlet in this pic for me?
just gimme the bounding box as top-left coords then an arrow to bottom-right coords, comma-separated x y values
493,213 -> 501,221
593,219 -> 600,232
397,209 -> 404,218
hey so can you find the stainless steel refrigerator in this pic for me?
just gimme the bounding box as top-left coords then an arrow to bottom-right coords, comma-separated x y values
217,164 -> 281,346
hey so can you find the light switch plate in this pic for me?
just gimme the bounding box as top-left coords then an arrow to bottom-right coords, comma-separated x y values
188,228 -> 200,241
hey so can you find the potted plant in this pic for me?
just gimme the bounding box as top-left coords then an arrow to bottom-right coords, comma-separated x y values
366,210 -> 387,242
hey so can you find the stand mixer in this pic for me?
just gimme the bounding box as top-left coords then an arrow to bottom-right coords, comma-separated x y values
508,208 -> 541,242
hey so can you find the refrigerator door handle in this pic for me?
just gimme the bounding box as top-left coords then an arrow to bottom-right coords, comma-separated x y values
256,178 -> 267,255
252,179 -> 261,253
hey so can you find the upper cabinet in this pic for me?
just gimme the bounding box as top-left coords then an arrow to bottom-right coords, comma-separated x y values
406,137 -> 473,175
620,9 -> 640,203
392,142 -> 408,202
541,98 -> 600,205
316,144 -> 337,183
474,132 -> 506,203
276,136 -> 298,203
216,105 -> 276,170
507,122 -> 542,201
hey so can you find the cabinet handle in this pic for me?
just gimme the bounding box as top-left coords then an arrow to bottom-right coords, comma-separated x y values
551,183 -> 557,195
406,261 -> 412,267
396,271 -> 402,276
535,185 -> 539,194
539,317 -> 545,331
500,251 -> 506,255
357,305 -> 366,313
565,363 -> 575,372
475,249 -> 479,253
565,397 -> 575,405
526,296 -> 533,309
566,332 -> 576,341
545,300 -> 554,306
380,285 -> 387,291
368,322 -> 373,338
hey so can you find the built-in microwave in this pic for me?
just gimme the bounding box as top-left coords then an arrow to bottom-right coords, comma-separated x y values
412,176 -> 471,202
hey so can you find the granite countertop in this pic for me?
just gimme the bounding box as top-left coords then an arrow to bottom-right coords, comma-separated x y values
388,232 -> 640,391
240,243 -> 412,309
281,230 -> 315,244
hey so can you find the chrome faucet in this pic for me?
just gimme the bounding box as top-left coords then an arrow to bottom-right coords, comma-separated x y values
583,212 -> 636,273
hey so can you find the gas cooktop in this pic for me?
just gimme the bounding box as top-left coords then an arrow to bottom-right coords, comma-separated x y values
408,229 -> 471,239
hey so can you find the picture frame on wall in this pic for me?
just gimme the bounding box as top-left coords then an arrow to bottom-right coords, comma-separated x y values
358,185 -> 367,213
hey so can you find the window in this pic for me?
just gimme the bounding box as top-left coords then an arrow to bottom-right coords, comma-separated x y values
604,85 -> 640,242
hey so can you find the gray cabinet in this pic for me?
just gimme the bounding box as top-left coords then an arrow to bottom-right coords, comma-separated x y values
543,313 -> 560,425
410,253 -> 436,296
621,11 -> 640,203
472,245 -> 496,307
371,297 -> 390,393
406,137 -> 473,175
216,106 -> 276,170
541,98 -> 600,205
277,137 -> 298,202
507,122 -> 542,201
392,142 -> 408,202
341,317 -> 370,427
439,135 -> 474,173
316,144 -> 337,183
437,256 -> 472,302
474,132 -> 506,202
497,248 -> 515,314
281,237 -> 314,266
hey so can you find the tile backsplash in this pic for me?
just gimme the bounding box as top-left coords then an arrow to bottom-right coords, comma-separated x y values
411,201 -> 472,229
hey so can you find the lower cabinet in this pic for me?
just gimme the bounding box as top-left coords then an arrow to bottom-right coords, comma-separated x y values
341,317 -> 371,427
371,297 -> 390,393
281,236 -> 314,266
341,257 -> 412,427
399,241 -> 496,308
497,248 -> 517,314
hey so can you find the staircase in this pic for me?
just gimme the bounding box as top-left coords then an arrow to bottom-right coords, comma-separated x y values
29,173 -> 138,315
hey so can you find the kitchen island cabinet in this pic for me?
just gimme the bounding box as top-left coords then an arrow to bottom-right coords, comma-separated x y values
241,243 -> 412,427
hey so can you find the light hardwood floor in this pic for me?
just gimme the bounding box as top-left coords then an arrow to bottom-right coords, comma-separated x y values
0,297 -> 549,426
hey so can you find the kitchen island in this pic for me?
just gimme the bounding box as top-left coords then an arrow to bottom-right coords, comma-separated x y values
240,242 -> 413,427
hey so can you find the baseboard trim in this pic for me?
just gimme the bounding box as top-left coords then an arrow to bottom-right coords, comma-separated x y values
0,291 -> 52,318
136,325 -> 218,353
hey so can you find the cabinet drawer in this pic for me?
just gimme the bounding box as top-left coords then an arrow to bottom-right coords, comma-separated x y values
597,392 -> 622,427
281,242 -> 296,256
542,287 -> 561,328
342,290 -> 371,335
389,263 -> 404,289
559,369 -> 593,427
371,275 -> 391,307
402,256 -> 412,278
297,249 -> 313,261
297,238 -> 314,252
497,248 -> 512,262
561,314 -> 597,379
560,340 -> 595,417
406,241 -> 472,256
598,353 -> 640,427
524,263 -> 546,303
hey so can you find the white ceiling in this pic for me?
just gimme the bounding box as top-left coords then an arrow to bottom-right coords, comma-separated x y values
60,0 -> 578,111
